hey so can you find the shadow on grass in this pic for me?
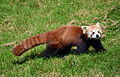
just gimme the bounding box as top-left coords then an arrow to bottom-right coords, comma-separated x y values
13,49 -> 106,65
13,50 -> 69,65
13,50 -> 44,65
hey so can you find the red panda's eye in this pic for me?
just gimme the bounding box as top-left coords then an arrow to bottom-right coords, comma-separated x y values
93,32 -> 95,34
98,31 -> 100,33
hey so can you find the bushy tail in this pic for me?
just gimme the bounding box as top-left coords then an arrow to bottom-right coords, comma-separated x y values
12,33 -> 47,56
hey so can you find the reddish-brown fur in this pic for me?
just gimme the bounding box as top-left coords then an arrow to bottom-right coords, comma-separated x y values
12,26 -> 83,56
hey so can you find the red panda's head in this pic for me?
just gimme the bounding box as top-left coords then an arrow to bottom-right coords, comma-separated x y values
82,22 -> 102,39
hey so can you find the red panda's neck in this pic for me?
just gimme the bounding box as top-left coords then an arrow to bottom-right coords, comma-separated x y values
83,30 -> 88,40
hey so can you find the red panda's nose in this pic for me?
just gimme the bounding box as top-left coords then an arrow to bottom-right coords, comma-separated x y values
96,34 -> 99,38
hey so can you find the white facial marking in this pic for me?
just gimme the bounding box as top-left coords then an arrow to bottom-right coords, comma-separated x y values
92,32 -> 100,39
87,31 -> 92,38
86,23 -> 102,39
87,29 -> 101,39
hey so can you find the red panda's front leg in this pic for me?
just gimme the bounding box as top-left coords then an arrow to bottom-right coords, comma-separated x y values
76,41 -> 89,54
91,39 -> 105,52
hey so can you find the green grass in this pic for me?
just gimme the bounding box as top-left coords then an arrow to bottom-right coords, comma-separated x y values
0,0 -> 120,77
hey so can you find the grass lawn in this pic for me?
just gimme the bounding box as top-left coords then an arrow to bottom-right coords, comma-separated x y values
0,0 -> 120,77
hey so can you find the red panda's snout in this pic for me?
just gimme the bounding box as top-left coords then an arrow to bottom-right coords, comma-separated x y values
96,34 -> 100,39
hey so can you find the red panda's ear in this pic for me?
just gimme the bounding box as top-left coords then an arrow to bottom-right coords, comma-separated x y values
96,22 -> 100,26
81,26 -> 88,34
81,26 -> 88,30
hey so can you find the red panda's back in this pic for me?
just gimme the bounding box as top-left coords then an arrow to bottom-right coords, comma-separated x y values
46,26 -> 67,42
61,26 -> 83,45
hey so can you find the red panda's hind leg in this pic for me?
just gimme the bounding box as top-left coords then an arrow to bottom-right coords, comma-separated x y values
57,46 -> 72,57
41,42 -> 62,58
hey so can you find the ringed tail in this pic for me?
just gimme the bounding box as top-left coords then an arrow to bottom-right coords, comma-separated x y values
12,33 -> 47,56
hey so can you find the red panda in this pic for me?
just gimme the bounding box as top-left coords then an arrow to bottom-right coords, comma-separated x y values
12,23 -> 105,58
72,22 -> 105,52
85,22 -> 105,51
